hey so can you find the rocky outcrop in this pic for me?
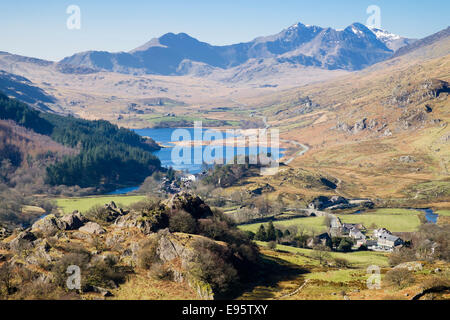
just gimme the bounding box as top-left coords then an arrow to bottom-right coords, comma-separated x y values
156,230 -> 214,300
115,210 -> 168,235
166,192 -> 213,220
352,118 -> 367,134
101,202 -> 130,223
9,230 -> 37,253
31,215 -> 67,236
399,155 -> 417,163
247,183 -> 275,196
334,118 -> 371,134
60,211 -> 87,230
1,192 -> 255,300
32,212 -> 90,235
25,239 -> 54,266
0,226 -> 11,240
309,196 -> 348,210
394,261 -> 423,271
79,222 -> 106,235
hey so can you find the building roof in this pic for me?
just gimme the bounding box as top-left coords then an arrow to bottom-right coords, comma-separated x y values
380,234 -> 401,242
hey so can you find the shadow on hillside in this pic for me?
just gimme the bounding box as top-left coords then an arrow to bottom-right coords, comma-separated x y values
219,254 -> 310,300
0,71 -> 56,108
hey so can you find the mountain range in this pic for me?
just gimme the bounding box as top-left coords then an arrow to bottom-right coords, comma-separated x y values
59,22 -> 415,76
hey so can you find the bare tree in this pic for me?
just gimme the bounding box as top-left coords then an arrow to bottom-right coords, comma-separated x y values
0,262 -> 14,296
311,245 -> 331,266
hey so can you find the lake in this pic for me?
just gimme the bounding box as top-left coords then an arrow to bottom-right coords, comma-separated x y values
109,128 -> 285,195
134,127 -> 285,175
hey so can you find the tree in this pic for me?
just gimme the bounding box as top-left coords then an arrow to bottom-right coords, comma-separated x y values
267,241 -> 277,250
0,262 -> 14,296
338,238 -> 354,252
311,245 -> 331,266
169,210 -> 197,234
266,221 -> 277,242
332,237 -> 343,249
385,268 -> 415,288
334,257 -> 350,268
323,215 -> 333,229
276,229 -> 283,240
255,225 -> 267,241
294,234 -> 310,248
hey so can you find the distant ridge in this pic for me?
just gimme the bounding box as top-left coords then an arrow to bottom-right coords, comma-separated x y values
392,27 -> 450,58
58,22 -> 408,75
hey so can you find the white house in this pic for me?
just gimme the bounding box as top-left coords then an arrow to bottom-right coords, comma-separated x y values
377,234 -> 404,251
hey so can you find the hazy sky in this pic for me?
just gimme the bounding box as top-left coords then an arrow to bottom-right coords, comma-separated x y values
1,0 -> 449,61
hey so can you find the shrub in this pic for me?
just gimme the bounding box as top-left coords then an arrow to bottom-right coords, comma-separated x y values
84,205 -> 110,224
267,241 -> 277,250
337,238 -> 354,252
334,257 -> 351,268
84,259 -> 126,289
169,210 -> 197,234
311,245 -> 332,266
389,248 -> 416,266
51,253 -> 90,289
137,237 -> 160,270
385,268 -> 415,288
190,239 -> 238,295
148,262 -> 173,281
243,231 -> 255,240
13,280 -> 77,300
0,262 -> 14,296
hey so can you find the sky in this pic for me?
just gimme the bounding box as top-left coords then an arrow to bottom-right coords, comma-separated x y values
0,0 -> 449,61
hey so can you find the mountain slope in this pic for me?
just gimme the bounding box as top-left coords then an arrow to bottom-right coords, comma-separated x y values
368,27 -> 416,52
249,27 -> 450,204
0,92 -> 161,190
392,26 -> 450,58
0,70 -> 56,111
59,22 -> 397,75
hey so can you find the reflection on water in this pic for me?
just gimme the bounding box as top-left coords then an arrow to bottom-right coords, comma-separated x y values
134,128 -> 285,174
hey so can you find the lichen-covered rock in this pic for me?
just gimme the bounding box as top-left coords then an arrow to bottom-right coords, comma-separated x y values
26,239 -> 53,266
9,230 -> 37,253
395,261 -> 423,271
114,206 -> 168,235
166,192 -> 213,220
60,211 -> 88,230
79,222 -> 106,235
0,226 -> 11,240
31,215 -> 67,235
155,230 -> 216,300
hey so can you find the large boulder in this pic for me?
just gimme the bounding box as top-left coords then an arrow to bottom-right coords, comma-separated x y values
102,202 -> 129,223
115,211 -> 168,235
395,261 -> 423,271
79,222 -> 106,235
26,239 -> 54,266
166,193 -> 213,220
155,230 -> 214,300
60,211 -> 87,230
9,230 -> 37,253
31,215 -> 67,236
0,226 -> 11,240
